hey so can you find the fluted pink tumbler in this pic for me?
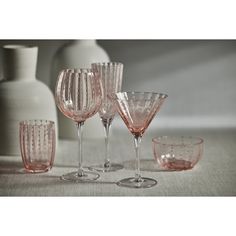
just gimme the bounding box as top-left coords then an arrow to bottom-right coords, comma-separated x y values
19,120 -> 56,173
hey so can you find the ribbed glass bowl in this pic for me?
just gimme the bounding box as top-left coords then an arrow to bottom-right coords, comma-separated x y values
152,136 -> 204,170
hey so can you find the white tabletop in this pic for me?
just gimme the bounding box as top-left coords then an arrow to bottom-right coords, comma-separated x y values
0,128 -> 235,196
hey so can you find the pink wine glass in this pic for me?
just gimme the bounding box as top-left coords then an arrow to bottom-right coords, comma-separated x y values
55,69 -> 102,182
114,92 -> 168,188
89,62 -> 123,172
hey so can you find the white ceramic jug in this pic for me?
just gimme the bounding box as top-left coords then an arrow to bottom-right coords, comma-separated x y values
51,40 -> 110,139
0,45 -> 58,155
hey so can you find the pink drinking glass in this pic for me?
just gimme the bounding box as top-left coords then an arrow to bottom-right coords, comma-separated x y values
114,92 -> 168,188
152,136 -> 204,170
19,120 -> 55,173
90,62 -> 123,172
55,68 -> 102,182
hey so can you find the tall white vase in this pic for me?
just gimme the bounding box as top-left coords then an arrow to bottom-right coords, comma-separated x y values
0,45 -> 58,156
51,40 -> 110,139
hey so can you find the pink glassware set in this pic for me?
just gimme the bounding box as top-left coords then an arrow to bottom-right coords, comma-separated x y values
54,62 -> 169,188
20,61 -> 203,189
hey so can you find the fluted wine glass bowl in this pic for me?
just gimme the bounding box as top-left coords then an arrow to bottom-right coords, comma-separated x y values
92,62 -> 123,121
55,69 -> 102,123
114,91 -> 168,188
55,68 -> 102,182
152,136 -> 204,171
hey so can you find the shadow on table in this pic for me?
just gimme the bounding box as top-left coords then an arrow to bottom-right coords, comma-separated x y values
123,159 -> 175,172
0,160 -> 117,186
0,160 -> 25,174
40,174 -> 117,185
53,160 -> 175,173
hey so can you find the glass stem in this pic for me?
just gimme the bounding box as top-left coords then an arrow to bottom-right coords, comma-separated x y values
76,121 -> 84,177
134,135 -> 142,182
103,119 -> 111,168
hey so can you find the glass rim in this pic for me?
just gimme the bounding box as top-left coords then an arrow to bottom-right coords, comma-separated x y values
59,68 -> 93,75
19,119 -> 55,126
152,136 -> 204,146
91,62 -> 123,67
115,91 -> 168,99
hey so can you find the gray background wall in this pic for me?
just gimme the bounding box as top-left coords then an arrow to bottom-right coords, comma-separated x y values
0,40 -> 235,129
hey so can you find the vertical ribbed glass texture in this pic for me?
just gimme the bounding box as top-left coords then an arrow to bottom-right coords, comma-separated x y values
54,68 -> 102,182
19,120 -> 55,173
55,69 -> 102,122
91,62 -> 123,120
90,62 -> 124,172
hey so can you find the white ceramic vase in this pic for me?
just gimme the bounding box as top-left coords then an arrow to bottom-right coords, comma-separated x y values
51,40 -> 110,139
0,45 -> 58,156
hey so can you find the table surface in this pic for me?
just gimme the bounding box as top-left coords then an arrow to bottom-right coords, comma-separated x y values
0,128 -> 236,196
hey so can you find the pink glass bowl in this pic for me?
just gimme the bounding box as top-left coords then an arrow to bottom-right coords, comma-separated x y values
152,136 -> 203,170
19,120 -> 56,173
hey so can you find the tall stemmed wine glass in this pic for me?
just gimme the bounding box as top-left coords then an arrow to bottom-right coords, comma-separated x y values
89,62 -> 123,172
55,69 -> 102,182
114,92 -> 168,188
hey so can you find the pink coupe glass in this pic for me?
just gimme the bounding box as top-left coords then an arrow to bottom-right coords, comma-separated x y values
114,92 -> 168,188
55,69 -> 102,182
89,62 -> 123,172
152,136 -> 204,170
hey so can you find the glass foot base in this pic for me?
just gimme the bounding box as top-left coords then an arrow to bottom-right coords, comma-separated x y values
88,163 -> 123,172
117,177 -> 157,188
23,168 -> 50,173
61,170 -> 100,182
